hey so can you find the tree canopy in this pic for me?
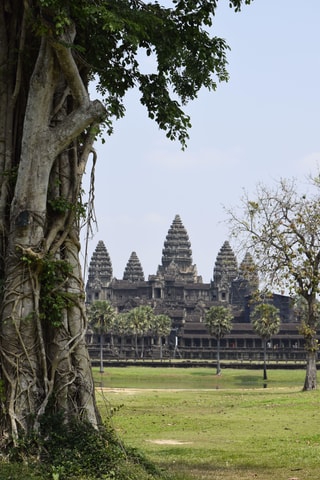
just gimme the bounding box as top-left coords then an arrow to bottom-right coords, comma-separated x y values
250,303 -> 281,340
205,305 -> 233,339
88,300 -> 116,333
30,0 -> 252,148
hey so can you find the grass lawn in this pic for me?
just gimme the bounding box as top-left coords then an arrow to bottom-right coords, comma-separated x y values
95,367 -> 320,480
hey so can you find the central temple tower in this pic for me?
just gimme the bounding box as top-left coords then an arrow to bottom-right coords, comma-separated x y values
156,214 -> 201,283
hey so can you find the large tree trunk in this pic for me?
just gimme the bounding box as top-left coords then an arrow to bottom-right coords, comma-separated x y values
0,5 -> 105,443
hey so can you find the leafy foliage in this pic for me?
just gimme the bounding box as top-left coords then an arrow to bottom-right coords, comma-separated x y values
21,252 -> 74,328
205,305 -> 233,374
88,300 -> 117,333
205,305 -> 233,339
299,321 -> 319,352
126,305 -> 154,356
151,314 -> 172,338
35,0 -> 253,147
250,303 -> 281,339
39,258 -> 74,327
127,305 -> 154,336
113,313 -> 130,336
7,410 -> 166,479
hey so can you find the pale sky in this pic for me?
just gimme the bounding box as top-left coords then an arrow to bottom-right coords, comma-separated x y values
81,0 -> 320,284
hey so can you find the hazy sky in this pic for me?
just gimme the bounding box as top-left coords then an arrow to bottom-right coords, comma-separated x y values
81,0 -> 320,283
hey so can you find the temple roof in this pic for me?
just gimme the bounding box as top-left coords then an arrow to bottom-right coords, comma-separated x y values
87,240 -> 113,285
123,251 -> 145,282
213,241 -> 238,285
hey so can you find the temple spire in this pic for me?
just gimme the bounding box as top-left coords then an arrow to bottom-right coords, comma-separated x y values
157,214 -> 200,283
213,241 -> 238,284
123,251 -> 145,282
212,241 -> 238,302
85,241 -> 113,300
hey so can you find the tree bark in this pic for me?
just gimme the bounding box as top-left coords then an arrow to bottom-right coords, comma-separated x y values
0,11 -> 105,442
303,351 -> 317,391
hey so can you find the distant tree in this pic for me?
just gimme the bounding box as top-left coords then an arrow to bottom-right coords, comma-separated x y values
227,176 -> 320,390
88,301 -> 116,373
113,313 -> 130,357
127,306 -> 154,358
250,303 -> 281,381
151,314 -> 172,359
205,306 -> 233,375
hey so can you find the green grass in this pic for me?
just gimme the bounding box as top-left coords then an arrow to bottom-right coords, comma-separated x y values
95,367 -> 320,480
93,365 -> 306,389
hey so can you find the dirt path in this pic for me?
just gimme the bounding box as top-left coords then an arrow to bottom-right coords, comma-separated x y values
97,387 -> 213,394
147,439 -> 193,445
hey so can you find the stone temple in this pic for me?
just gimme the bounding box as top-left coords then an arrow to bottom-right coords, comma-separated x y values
86,214 -> 302,359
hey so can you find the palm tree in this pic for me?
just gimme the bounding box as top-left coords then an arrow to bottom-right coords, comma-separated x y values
250,303 -> 281,380
127,306 -> 154,358
88,300 -> 116,373
205,306 -> 233,375
113,313 -> 129,357
151,314 -> 172,360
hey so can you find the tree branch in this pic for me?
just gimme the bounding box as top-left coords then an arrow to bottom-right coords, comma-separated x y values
50,24 -> 89,107
50,100 -> 106,158
12,7 -> 27,105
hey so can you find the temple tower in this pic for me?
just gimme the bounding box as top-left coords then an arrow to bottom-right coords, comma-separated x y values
123,251 -> 145,282
213,241 -> 238,302
231,252 -> 259,307
85,240 -> 113,301
157,214 -> 201,283
239,252 -> 259,292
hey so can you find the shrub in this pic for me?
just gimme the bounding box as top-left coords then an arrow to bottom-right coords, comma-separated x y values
5,410 -> 168,480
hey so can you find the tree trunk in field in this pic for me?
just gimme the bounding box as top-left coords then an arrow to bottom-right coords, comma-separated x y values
263,339 -> 267,381
100,330 -> 105,374
303,351 -> 317,391
302,298 -> 318,391
119,336 -> 124,357
0,8 -> 105,443
216,337 -> 221,375
134,334 -> 139,358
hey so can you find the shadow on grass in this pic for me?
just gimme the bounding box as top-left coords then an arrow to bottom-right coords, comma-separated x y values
190,370 -> 215,377
162,462 -> 266,480
161,461 -> 278,480
234,375 -> 262,386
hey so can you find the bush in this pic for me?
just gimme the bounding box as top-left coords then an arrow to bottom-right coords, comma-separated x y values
4,411 -> 168,480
